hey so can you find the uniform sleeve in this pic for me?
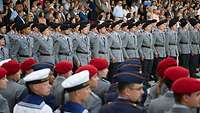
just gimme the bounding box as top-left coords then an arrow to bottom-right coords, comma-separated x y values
122,34 -> 129,59
9,38 -> 20,61
137,34 -> 144,57
72,38 -> 80,66
33,38 -> 40,62
0,97 -> 10,113
107,35 -> 115,61
53,39 -> 60,64
90,36 -> 100,59
152,33 -> 158,56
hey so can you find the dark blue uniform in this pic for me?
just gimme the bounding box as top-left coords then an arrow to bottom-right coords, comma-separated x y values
99,98 -> 147,113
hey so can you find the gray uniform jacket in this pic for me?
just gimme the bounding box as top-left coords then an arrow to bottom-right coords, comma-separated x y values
122,32 -> 140,59
10,35 -> 34,62
73,34 -> 91,66
88,31 -> 99,59
0,79 -> 26,113
0,47 -> 9,61
0,94 -> 10,113
138,31 -> 154,60
177,29 -> 191,54
54,34 -> 73,63
82,91 -> 102,113
33,35 -> 55,64
165,29 -> 179,57
108,31 -> 124,62
189,28 -> 199,55
148,91 -> 174,113
152,29 -> 167,58
166,104 -> 194,113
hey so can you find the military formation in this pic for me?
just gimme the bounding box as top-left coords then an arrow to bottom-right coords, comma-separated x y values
1,17 -> 200,113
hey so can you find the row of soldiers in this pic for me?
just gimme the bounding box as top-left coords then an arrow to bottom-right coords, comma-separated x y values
1,17 -> 200,81
1,54 -> 200,113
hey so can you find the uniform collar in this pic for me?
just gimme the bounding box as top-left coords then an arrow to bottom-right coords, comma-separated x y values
63,101 -> 86,112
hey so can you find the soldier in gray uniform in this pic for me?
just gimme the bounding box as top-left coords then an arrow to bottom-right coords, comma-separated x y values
10,24 -> 34,62
0,60 -> 27,113
0,67 -> 10,113
52,60 -> 73,108
166,78 -> 200,113
138,20 -> 155,82
73,22 -> 91,67
188,18 -> 200,76
177,18 -> 191,69
122,22 -> 140,60
0,35 -> 9,61
152,19 -> 168,79
165,18 -> 179,59
88,22 -> 99,59
54,23 -> 73,63
33,24 -> 55,64
148,66 -> 189,113
0,23 -> 10,50
108,20 -> 124,63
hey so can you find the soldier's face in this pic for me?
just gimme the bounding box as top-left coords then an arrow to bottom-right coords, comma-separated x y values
127,84 -> 144,102
98,68 -> 108,78
0,77 -> 8,89
185,91 -> 200,108
100,27 -> 107,34
32,81 -> 52,96
82,27 -> 89,35
15,70 -> 21,81
89,75 -> 98,89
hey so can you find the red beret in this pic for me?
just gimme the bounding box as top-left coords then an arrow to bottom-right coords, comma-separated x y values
172,78 -> 200,94
156,57 -> 177,78
2,60 -> 21,76
21,58 -> 37,72
89,58 -> 109,71
55,60 -> 73,75
164,66 -> 189,82
76,65 -> 98,79
0,67 -> 7,79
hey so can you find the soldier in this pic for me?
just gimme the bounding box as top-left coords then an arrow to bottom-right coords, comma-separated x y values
0,67 -> 10,113
0,22 -> 10,50
99,73 -> 147,113
178,18 -> 191,69
152,19 -> 168,79
13,69 -> 53,113
138,20 -> 155,82
167,78 -> 200,113
148,66 -> 189,113
108,20 -> 124,63
49,22 -> 61,42
165,18 -> 179,60
0,60 -> 27,113
52,60 -> 73,108
96,22 -> 110,62
122,22 -> 140,60
18,58 -> 37,85
188,18 -> 200,77
88,22 -> 99,59
0,35 -> 9,61
76,65 -> 102,113
33,24 -> 55,64
10,23 -> 34,62
89,58 -> 111,103
55,71 -> 90,113
73,22 -> 91,66
145,57 -> 177,107
54,23 -> 73,63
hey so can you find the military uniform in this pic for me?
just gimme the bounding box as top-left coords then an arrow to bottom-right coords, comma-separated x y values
178,28 -> 191,69
0,79 -> 27,113
82,91 -> 102,113
33,35 -> 55,64
138,31 -> 154,81
0,46 -> 9,61
165,29 -> 179,58
108,31 -> 124,62
99,98 -> 147,113
73,34 -> 91,66
0,94 -> 10,113
13,94 -> 53,113
166,104 -> 194,113
122,32 -> 140,59
54,34 -> 73,63
148,91 -> 174,113
88,31 -> 99,59
10,34 -> 34,62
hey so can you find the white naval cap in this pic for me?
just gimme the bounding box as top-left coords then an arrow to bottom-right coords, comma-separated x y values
0,59 -> 11,66
62,70 -> 89,92
24,68 -> 50,84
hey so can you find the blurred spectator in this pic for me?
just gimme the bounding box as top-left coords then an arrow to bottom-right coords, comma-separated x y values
95,0 -> 111,13
113,1 -> 124,20
38,11 -> 46,24
78,5 -> 88,22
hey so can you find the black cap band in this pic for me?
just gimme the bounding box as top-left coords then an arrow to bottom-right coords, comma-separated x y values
64,82 -> 89,92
